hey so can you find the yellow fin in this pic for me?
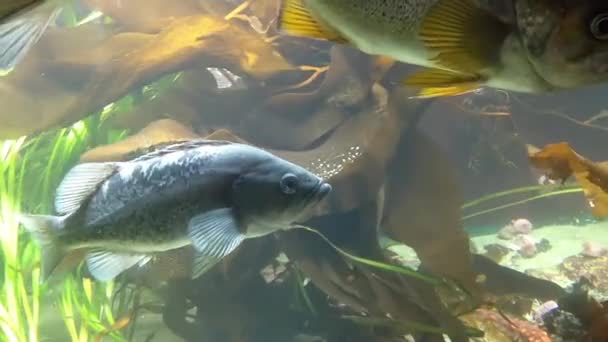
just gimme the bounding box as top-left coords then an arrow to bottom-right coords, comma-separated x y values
278,0 -> 347,43
411,86 -> 481,98
420,0 -> 509,73
403,68 -> 484,98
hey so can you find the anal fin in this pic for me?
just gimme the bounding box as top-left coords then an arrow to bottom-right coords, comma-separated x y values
85,249 -> 150,282
278,0 -> 347,43
191,254 -> 221,279
403,68 -> 484,98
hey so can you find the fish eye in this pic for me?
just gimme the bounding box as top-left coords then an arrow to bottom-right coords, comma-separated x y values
590,13 -> 608,40
280,173 -> 298,194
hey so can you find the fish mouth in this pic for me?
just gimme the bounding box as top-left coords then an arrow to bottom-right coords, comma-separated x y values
289,180 -> 332,224
308,180 -> 332,203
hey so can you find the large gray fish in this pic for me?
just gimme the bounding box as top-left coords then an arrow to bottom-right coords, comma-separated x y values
278,0 -> 608,98
19,140 -> 332,282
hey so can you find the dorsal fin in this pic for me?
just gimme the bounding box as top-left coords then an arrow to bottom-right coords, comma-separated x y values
54,162 -> 119,215
128,139 -> 235,162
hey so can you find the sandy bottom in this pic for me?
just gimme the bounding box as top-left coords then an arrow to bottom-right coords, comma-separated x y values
386,220 -> 608,273
471,221 -> 608,271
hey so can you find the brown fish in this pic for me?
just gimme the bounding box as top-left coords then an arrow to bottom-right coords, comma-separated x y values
277,0 -> 608,97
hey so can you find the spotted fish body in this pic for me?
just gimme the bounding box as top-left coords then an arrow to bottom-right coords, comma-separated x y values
279,0 -> 552,95
280,0 -> 608,97
20,140 -> 332,282
300,0 -> 439,67
69,141 -> 242,252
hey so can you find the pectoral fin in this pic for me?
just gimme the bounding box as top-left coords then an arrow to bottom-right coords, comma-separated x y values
278,0 -> 347,43
419,0 -> 509,73
85,250 -> 151,281
187,208 -> 245,259
403,68 -> 484,98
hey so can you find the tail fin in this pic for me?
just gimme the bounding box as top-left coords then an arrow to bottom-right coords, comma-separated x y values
18,213 -> 66,282
0,2 -> 63,72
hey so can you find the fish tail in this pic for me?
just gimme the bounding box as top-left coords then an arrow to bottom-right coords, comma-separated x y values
18,213 -> 67,282
0,1 -> 63,72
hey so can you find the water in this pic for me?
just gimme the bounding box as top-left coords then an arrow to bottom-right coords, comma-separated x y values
1,1 -> 607,341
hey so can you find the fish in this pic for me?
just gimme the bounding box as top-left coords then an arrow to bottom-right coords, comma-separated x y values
0,0 -> 68,72
277,0 -> 608,98
19,139 -> 332,282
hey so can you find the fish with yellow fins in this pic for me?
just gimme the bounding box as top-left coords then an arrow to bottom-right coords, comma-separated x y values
278,0 -> 608,98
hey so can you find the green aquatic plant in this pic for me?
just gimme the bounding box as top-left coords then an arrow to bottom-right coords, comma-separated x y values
291,267 -> 317,316
0,5 -> 195,338
294,225 -> 439,285
0,137 -> 40,342
34,121 -> 132,341
60,270 -> 131,342
290,226 -> 488,338
0,106 -> 133,341
462,184 -> 584,221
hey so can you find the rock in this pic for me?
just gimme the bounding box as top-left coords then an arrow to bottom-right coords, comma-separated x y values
581,241 -> 608,258
482,244 -> 511,264
534,300 -> 559,324
514,235 -> 539,258
560,255 -> 608,291
537,238 -> 552,253
495,295 -> 535,317
541,309 -> 586,340
497,228 -> 515,240
497,218 -> 533,240
525,267 -> 573,289
558,289 -> 608,341
459,308 -> 551,342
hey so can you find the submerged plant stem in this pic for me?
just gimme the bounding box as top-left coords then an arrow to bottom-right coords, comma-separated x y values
462,188 -> 583,220
462,184 -> 580,210
294,268 -> 316,316
292,225 -> 439,285
342,315 -> 445,335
